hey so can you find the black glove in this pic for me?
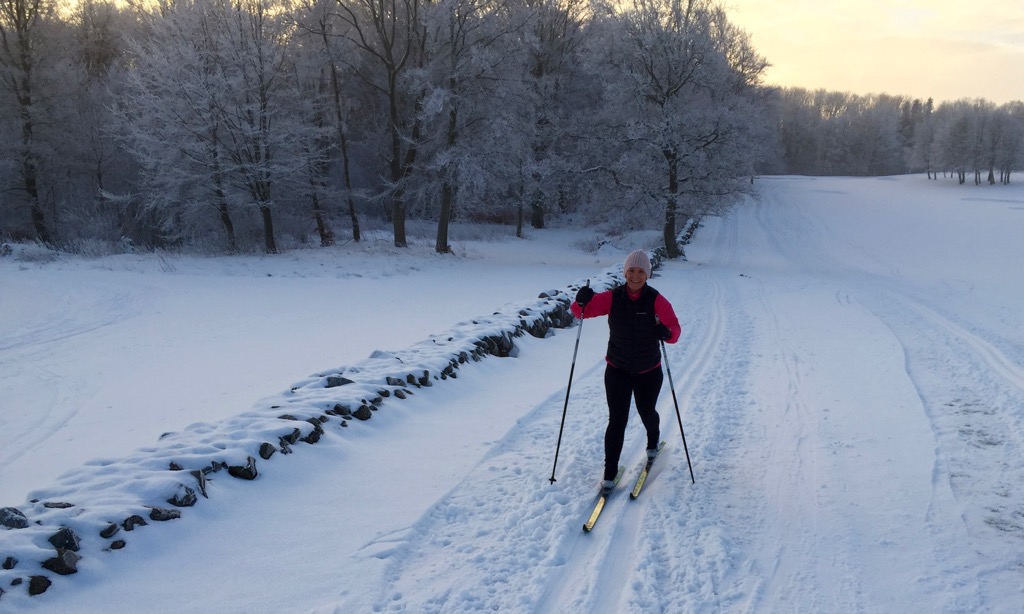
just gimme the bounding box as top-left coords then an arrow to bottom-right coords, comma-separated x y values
653,323 -> 671,341
575,286 -> 595,307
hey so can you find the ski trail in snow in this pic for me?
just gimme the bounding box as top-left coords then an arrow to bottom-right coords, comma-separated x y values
694,185 -> 992,612
902,297 -> 1024,394
342,348 -> 614,613
339,260 -> 733,613
0,281 -> 147,471
854,287 -> 1024,604
317,179 -> 1024,614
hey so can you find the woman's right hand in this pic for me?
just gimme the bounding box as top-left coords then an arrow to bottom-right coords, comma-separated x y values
575,286 -> 595,307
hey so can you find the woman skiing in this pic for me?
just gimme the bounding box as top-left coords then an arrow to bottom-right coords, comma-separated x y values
571,249 -> 681,492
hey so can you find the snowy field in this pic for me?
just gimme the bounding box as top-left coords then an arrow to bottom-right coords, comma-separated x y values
2,175 -> 1024,612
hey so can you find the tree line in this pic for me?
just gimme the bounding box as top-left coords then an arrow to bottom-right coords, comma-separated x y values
768,89 -> 1024,182
1,0 -> 1019,255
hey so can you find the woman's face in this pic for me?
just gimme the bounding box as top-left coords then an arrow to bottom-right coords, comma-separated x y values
625,266 -> 648,292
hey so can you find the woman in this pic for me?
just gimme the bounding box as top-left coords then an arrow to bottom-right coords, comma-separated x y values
571,249 -> 681,492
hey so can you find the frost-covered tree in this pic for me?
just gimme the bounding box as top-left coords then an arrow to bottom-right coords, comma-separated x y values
993,102 -> 1023,184
119,0 -> 324,253
908,109 -> 936,178
415,0 -> 530,252
934,102 -> 972,184
516,0 -> 589,232
118,0 -> 241,249
924,98 -> 1024,186
588,0 -> 768,257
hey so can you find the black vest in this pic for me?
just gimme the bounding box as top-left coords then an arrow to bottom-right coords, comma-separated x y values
607,285 -> 661,373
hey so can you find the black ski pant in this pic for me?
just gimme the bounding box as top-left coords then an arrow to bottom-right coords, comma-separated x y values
603,363 -> 662,481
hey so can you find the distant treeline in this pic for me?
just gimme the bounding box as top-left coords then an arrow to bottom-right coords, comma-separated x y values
766,89 -> 1022,183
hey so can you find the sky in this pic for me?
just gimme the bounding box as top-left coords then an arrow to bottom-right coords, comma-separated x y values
727,0 -> 1024,104
2,176 -> 1024,611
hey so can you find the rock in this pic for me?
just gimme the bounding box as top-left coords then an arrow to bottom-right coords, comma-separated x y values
108,539 -> 126,550
47,527 -> 81,551
258,442 -> 276,460
2,556 -> 16,570
301,420 -> 324,444
100,524 -> 119,539
28,575 -> 51,596
0,507 -> 28,529
167,485 -> 198,507
41,502 -> 74,509
148,507 -> 181,521
227,457 -> 258,480
123,514 -> 148,531
325,375 -> 355,388
352,404 -> 373,421
202,461 -> 228,475
42,549 -> 81,575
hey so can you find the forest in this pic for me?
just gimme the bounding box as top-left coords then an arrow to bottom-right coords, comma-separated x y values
1,0 -> 1022,254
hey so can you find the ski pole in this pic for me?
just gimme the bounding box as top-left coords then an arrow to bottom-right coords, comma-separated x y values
549,281 -> 589,484
661,338 -> 696,484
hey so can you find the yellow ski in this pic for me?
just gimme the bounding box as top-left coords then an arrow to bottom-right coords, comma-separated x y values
582,466 -> 623,532
630,441 -> 666,500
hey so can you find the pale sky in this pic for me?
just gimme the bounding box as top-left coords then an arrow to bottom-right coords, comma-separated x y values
726,0 -> 1024,104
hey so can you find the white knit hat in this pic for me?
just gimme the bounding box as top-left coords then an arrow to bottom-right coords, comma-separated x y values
623,249 -> 651,277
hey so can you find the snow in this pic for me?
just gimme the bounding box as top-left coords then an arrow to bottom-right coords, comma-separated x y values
2,176 -> 1024,612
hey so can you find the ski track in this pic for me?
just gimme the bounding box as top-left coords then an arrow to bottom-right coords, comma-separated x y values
328,179 -> 1024,613
861,289 -> 1024,605
0,280 -> 147,470
735,181 -> 1024,611
337,256 -> 737,613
